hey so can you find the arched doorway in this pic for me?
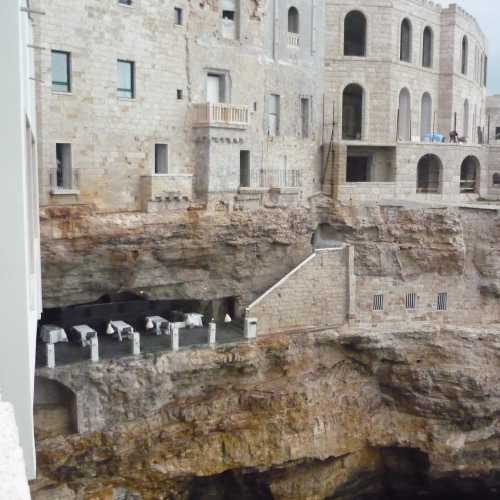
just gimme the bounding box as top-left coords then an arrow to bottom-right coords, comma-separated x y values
420,92 -> 432,140
34,377 -> 78,440
398,88 -> 411,141
417,154 -> 442,193
342,84 -> 364,140
460,155 -> 480,193
288,7 -> 299,34
344,11 -> 366,56
422,27 -> 433,67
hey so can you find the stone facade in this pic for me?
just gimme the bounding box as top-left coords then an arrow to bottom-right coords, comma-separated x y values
33,0 -> 500,211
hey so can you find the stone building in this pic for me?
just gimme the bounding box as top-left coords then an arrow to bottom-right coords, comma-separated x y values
33,0 -> 500,212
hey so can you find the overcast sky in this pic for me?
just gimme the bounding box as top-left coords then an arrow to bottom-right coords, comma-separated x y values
449,0 -> 499,95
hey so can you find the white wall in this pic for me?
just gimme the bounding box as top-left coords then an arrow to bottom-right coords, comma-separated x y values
0,0 -> 42,480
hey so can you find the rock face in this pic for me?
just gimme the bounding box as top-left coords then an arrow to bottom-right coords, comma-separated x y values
32,325 -> 500,499
34,204 -> 500,498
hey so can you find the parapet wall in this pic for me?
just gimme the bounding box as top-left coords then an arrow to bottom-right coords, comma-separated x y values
246,246 -> 353,336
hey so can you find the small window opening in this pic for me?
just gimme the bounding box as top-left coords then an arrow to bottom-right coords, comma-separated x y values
155,144 -> 168,174
495,127 -> 500,141
221,0 -> 239,39
222,10 -> 234,20
117,59 -> 135,99
346,156 -> 370,182
177,89 -> 184,100
301,97 -> 310,138
493,173 -> 500,186
119,0 -> 132,5
174,7 -> 183,25
406,292 -> 417,311
437,292 -> 448,311
51,50 -> 71,93
240,150 -> 250,188
55,143 -> 73,189
373,294 -> 384,311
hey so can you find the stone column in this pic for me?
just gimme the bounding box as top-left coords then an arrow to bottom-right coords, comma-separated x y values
45,343 -> 55,369
89,336 -> 99,363
130,332 -> 140,356
208,321 -> 216,345
244,317 -> 257,339
171,325 -> 179,352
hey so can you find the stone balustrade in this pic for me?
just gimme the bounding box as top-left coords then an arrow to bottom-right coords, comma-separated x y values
192,102 -> 249,129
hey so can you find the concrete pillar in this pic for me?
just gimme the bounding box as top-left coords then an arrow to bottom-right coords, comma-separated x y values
45,343 -> 55,369
208,321 -> 216,345
89,336 -> 99,363
130,332 -> 140,356
244,317 -> 257,339
171,325 -> 179,352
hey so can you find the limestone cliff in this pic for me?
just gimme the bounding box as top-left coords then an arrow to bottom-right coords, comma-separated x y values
34,204 -> 500,499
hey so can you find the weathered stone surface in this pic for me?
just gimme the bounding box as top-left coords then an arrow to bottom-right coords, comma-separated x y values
31,325 -> 500,499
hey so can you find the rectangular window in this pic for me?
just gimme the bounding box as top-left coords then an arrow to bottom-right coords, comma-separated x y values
207,73 -> 225,103
267,94 -> 280,136
119,0 -> 132,5
495,127 -> 500,141
221,0 -> 239,39
56,143 -> 72,189
373,294 -> 384,311
118,60 -> 135,99
174,7 -> 183,25
405,292 -> 417,311
301,97 -> 310,138
155,144 -> 168,174
240,150 -> 251,187
177,89 -> 184,100
51,50 -> 71,92
437,292 -> 448,311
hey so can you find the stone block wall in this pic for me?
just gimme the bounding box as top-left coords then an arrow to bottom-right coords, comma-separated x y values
246,247 -> 350,335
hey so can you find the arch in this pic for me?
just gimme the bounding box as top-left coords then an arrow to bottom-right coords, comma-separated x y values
463,99 -> 469,138
461,35 -> 468,75
460,155 -> 480,193
400,18 -> 412,62
342,83 -> 364,140
493,173 -> 500,186
288,6 -> 299,34
398,88 -> 411,141
34,377 -> 78,440
422,26 -> 433,68
417,154 -> 442,193
420,92 -> 432,140
344,11 -> 366,56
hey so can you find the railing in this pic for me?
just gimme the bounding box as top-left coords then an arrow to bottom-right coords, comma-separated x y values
192,102 -> 249,128
251,168 -> 302,188
49,168 -> 80,192
287,32 -> 300,48
460,179 -> 477,193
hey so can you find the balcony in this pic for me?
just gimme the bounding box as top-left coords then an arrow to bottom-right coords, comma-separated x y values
287,32 -> 300,48
192,102 -> 249,129
251,168 -> 302,188
49,168 -> 80,195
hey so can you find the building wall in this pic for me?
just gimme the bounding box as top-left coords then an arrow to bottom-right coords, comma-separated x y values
0,0 -> 42,479
247,247 -> 350,335
34,0 -> 325,212
0,396 -> 31,500
324,0 -> 487,145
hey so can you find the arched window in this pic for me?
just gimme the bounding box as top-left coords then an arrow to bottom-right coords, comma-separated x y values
398,88 -> 411,141
344,11 -> 366,57
288,7 -> 299,34
460,156 -> 479,193
420,92 -> 432,141
493,173 -> 500,186
400,19 -> 412,62
422,27 -> 433,67
342,83 -> 364,140
463,99 -> 469,138
461,36 -> 468,75
417,154 -> 442,193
